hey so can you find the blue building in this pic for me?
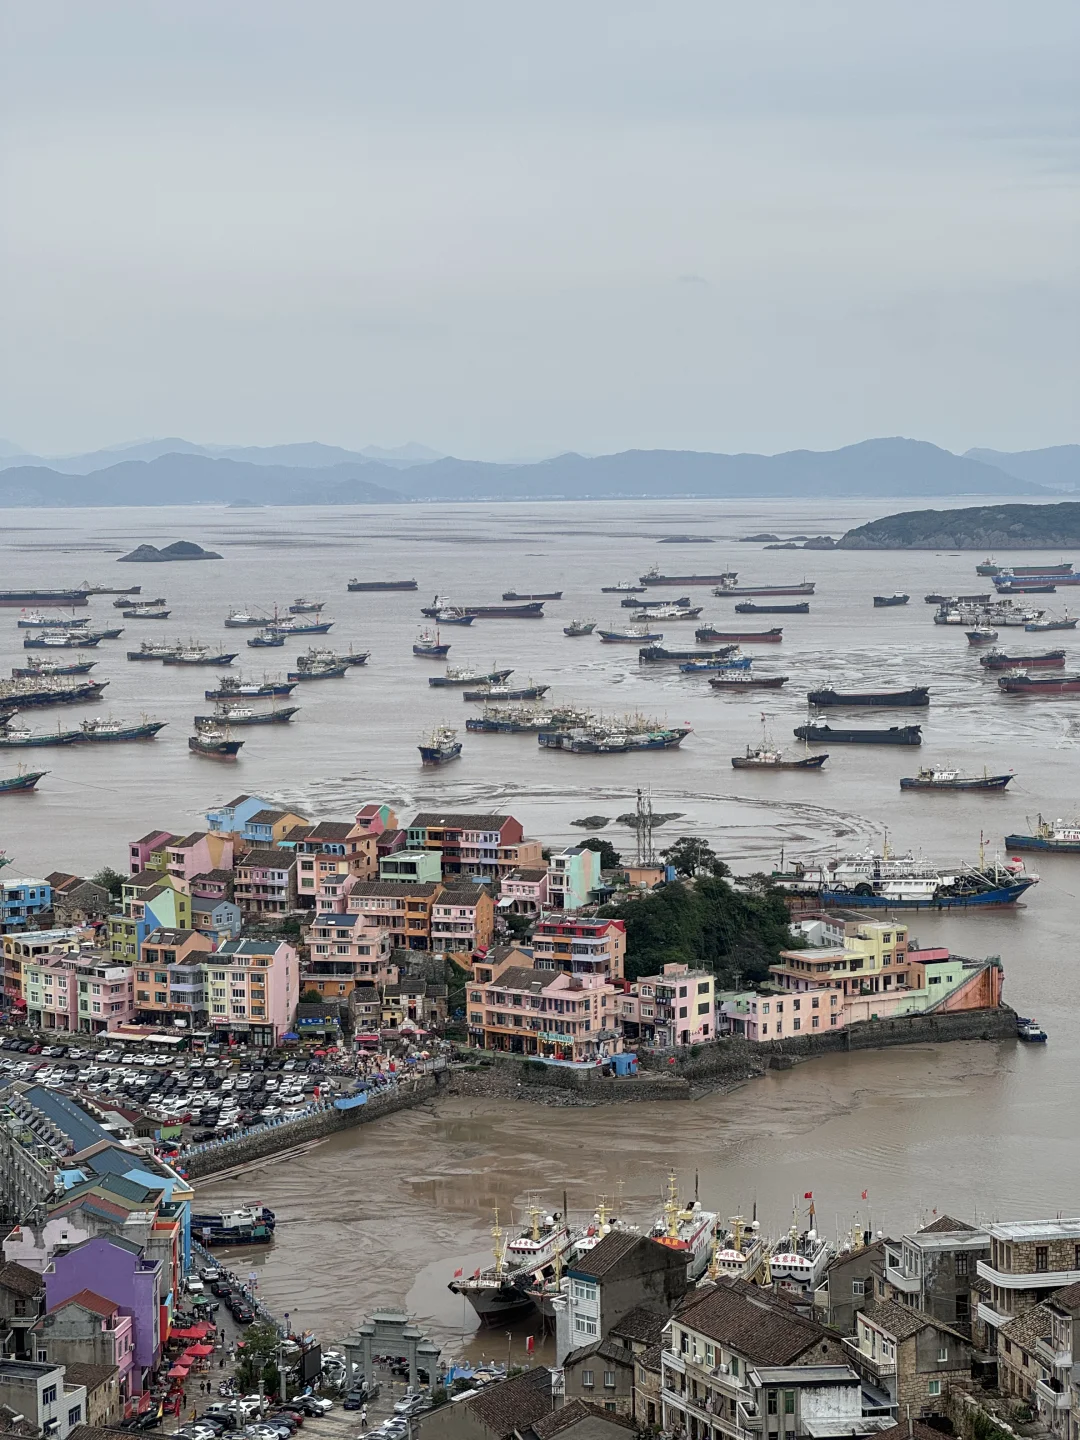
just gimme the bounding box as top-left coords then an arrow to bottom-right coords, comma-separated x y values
1,876 -> 52,934
205,793 -> 273,834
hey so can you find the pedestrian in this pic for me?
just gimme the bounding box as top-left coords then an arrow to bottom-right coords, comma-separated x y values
360,1408 -> 368,1431
220,1357 -> 225,1369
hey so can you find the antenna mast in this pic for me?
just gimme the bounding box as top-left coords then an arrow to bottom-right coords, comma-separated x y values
636,786 -> 655,867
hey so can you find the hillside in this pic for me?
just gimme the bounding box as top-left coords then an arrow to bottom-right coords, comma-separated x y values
0,438 -> 1051,506
965,445 -> 1080,491
837,501 -> 1080,550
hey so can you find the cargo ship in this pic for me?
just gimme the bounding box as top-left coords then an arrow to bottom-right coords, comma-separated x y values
623,595 -> 691,608
711,578 -> 816,597
79,583 -> 141,596
421,599 -> 546,619
462,683 -> 549,702
772,847 -> 1038,908
639,644 -> 736,663
694,626 -> 783,644
900,766 -> 1014,791
205,677 -> 297,699
0,679 -> 108,708
0,589 -> 89,608
11,659 -> 97,677
994,582 -> 1057,595
708,673 -> 789,690
997,672 -> 1080,695
419,725 -> 462,765
872,594 -> 909,607
1005,816 -> 1080,852
793,721 -> 922,745
925,592 -> 991,604
979,649 -> 1064,670
639,566 -> 736,587
430,666 -> 514,687
347,579 -> 418,591
502,591 -> 563,601
115,595 -> 164,608
807,687 -> 929,708
735,601 -> 809,614
978,560 -> 1071,578
935,602 -> 1045,627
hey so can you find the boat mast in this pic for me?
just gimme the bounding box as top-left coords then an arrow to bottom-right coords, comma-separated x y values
492,1210 -> 506,1276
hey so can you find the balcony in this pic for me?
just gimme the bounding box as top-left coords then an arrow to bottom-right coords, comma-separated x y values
842,1336 -> 896,1378
1036,1379 -> 1070,1411
977,1298 -> 1013,1331
978,1260 -> 1080,1291
1035,1337 -> 1072,1369
884,1265 -> 921,1295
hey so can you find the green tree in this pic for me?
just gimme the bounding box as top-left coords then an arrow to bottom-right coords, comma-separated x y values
300,988 -> 325,1004
580,836 -> 622,870
661,836 -> 729,878
234,1321 -> 280,1392
91,866 -> 125,900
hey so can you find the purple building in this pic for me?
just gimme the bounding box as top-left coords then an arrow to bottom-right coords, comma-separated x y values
43,1235 -> 162,1392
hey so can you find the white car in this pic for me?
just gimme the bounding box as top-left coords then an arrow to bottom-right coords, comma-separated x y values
260,1106 -> 280,1118
98,1049 -> 119,1062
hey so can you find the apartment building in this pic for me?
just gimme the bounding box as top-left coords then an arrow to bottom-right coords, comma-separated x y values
881,1216 -> 988,1338
625,964 -> 715,1047
468,959 -> 622,1063
204,937 -> 298,1045
379,850 -> 443,884
430,885 -> 495,957
133,929 -> 215,1029
531,917 -> 626,982
304,914 -> 395,1000
406,812 -> 526,879
345,881 -> 444,950
977,1219 -> 1080,1350
0,1359 -> 87,1439
22,951 -> 136,1035
233,849 -> 297,917
547,844 -> 601,912
843,1298 -> 971,1419
3,929 -> 88,1011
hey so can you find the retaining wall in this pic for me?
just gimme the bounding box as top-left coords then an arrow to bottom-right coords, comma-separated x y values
445,1063 -> 692,1105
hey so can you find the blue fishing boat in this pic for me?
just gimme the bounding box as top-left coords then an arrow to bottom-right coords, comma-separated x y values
679,656 -> 752,673
413,627 -> 451,658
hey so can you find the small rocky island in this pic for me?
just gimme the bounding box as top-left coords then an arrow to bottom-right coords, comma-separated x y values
117,540 -> 223,563
837,501 -> 1080,550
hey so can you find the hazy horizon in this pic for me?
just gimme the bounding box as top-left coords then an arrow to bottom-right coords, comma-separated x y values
2,1 -> 1077,459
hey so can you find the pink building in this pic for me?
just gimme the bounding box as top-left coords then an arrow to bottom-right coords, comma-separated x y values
720,989 -> 845,1041
23,950 -> 135,1034
127,831 -> 175,875
498,867 -> 550,917
207,937 -> 299,1046
161,831 -> 234,883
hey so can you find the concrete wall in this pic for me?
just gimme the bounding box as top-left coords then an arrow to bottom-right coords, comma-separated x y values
446,1061 -> 693,1105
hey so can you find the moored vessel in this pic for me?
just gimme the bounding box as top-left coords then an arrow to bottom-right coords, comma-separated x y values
966,626 -> 999,646
640,566 -> 737,587
600,580 -> 646,593
462,683 -> 549,702
288,597 -> 324,613
1003,816 -> 1080,852
768,1209 -> 834,1296
413,627 -> 450,657
979,648 -> 1064,670
449,1207 -> 576,1326
599,623 -> 663,643
347,578 -> 418,591
17,612 -> 91,629
114,594 -> 163,608
793,721 -> 922,745
731,722 -> 826,769
711,579 -> 815,597
0,589 -> 89,608
429,666 -> 513,687
193,703 -> 299,727
709,672 -> 788,690
900,766 -> 1014,791
648,1174 -> 718,1281
539,720 -> 691,753
224,610 -> 268,628
121,607 -> 170,619
163,646 -> 239,665
0,678 -> 109,709
265,615 -> 334,635
0,766 -> 48,794
419,725 -> 462,765
421,598 -> 546,619
23,631 -> 103,650
12,658 -> 96,677
997,672 -> 1080,695
694,626 -> 783,644
563,619 -> 596,636
1025,613 -> 1078,632
772,845 -> 1038,908
189,724 -> 244,759
807,686 -> 929,708
205,676 -> 297,699
735,601 -> 809,614
873,594 -> 909,607
127,640 -> 182,661
247,631 -> 286,648
679,656 -> 752,673
502,590 -> 563,601
639,644 -> 736,663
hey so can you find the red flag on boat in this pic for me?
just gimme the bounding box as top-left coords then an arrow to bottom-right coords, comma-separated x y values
473,1268 -> 481,1279
453,1268 -> 463,1278
526,1336 -> 535,1355
804,1191 -> 813,1199
861,1190 -> 868,1200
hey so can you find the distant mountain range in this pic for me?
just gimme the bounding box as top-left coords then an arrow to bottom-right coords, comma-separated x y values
0,435 -> 1070,507
964,445 -> 1080,491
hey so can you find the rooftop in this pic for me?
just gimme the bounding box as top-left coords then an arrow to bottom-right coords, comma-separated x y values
533,1401 -> 638,1439
986,1218 -> 1080,1242
918,1214 -> 977,1235
569,1230 -> 650,1279
349,881 -> 443,898
410,811 -> 512,830
0,1262 -> 43,1300
52,1290 -> 118,1319
861,1298 -> 939,1342
236,849 -> 293,870
461,1365 -> 553,1440
20,1088 -> 114,1155
674,1279 -> 831,1364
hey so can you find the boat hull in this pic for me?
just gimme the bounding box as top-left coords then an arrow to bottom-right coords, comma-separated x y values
794,724 -> 922,745
502,591 -> 563,600
0,590 -> 89,607
429,669 -> 513,687
712,583 -> 815,596
462,686 -> 548,702
872,596 -> 910,606
710,676 -> 788,689
735,602 -> 809,614
998,676 -> 1080,695
347,580 -> 417,590
640,645 -> 735,663
163,654 -> 238,665
205,683 -> 296,699
0,772 -> 47,791
413,644 -> 451,657
980,651 -> 1064,670
807,688 -> 929,708
695,628 -> 783,643
900,775 -> 1013,790
817,882 -> 1034,908
1004,834 -> 1080,852
448,1282 -> 535,1325
287,667 -> 348,681
422,602 -> 545,618
194,708 -> 299,726
732,755 -> 826,769
640,573 -> 735,585
419,744 -> 463,765
189,737 -> 244,758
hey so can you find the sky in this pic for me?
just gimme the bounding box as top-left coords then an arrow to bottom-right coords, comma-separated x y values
1,1 -> 1077,461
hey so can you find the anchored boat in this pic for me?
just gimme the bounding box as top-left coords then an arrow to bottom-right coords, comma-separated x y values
997,672 -> 1080,695
419,725 -> 462,765
413,627 -> 450,658
563,619 -> 596,636
347,578 -> 417,591
873,594 -> 910,607
807,686 -> 930,708
189,724 -> 244,759
0,767 -> 48,794
979,649 -> 1065,670
794,721 -> 922,745
193,704 -> 299,727
1004,816 -> 1080,852
502,590 -> 563,601
709,673 -> 789,690
773,845 -> 1038,908
732,723 -> 826,769
205,677 -> 297,699
900,766 -> 1014,791
430,666 -> 513,687
694,626 -> 783,644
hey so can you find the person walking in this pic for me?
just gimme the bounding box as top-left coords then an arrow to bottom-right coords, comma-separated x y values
360,1407 -> 368,1431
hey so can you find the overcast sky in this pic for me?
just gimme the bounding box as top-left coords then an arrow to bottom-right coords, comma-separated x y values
1,1 -> 1077,460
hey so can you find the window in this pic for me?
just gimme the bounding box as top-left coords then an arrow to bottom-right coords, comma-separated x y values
43,1386 -> 57,1406
927,1380 -> 941,1397
574,1316 -> 598,1337
731,1357 -> 739,1378
697,981 -> 709,994
604,1402 -> 616,1413
581,1370 -> 594,1388
1035,1246 -> 1049,1273
954,1252 -> 968,1278
783,1392 -> 795,1415
37,1349 -> 47,1363
68,1408 -> 82,1427
767,1392 -> 778,1416
572,1280 -> 596,1303
955,1294 -> 970,1325
938,1346 -> 949,1362
853,1280 -> 865,1296
603,1371 -> 616,1389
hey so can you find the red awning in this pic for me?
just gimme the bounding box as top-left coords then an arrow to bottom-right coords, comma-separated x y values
186,1344 -> 215,1357
167,1365 -> 190,1378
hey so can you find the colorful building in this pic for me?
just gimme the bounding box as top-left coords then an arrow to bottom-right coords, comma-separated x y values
188,871 -> 241,942
530,916 -> 626,982
2,929 -> 88,1013
133,929 -> 215,1029
625,963 -> 715,1047
431,885 -> 495,957
468,956 -> 623,1062
304,914 -> 396,999
498,868 -> 549,917
204,793 -> 275,834
344,880 -> 444,949
22,950 -> 136,1035
771,916 -> 913,998
379,850 -> 443,884
43,1236 -> 162,1394
232,849 -> 297,917
240,807 -> 309,846
207,937 -> 299,1045
547,844 -> 601,911
1,876 -> 52,933
406,811 -> 531,880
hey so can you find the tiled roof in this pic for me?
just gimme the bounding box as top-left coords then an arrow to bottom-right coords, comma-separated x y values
609,1305 -> 667,1346
862,1297 -> 935,1342
247,809 -> 291,824
143,929 -> 198,944
53,1289 -> 118,1318
509,868 -> 548,882
305,821 -> 354,841
125,869 -> 163,889
533,1401 -> 638,1439
1001,1302 -> 1054,1354
1049,1280 -> 1080,1311
172,832 -> 207,849
349,881 -> 442,898
570,1230 -> 646,1279
0,1261 -> 43,1300
676,1279 -> 830,1364
236,849 -> 293,870
410,812 -> 511,829
463,1366 -> 553,1440
918,1214 -> 977,1234
189,870 -> 233,883
870,1424 -> 945,1440
59,1364 -> 117,1394
485,966 -> 554,993
563,1338 -> 633,1369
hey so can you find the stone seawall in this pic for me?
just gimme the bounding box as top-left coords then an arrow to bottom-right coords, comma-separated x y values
185,1076 -> 439,1179
446,1063 -> 693,1105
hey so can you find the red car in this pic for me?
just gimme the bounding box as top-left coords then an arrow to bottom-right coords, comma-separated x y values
26,1042 -> 42,1054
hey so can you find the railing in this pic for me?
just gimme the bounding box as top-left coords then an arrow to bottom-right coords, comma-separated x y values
841,1335 -> 895,1376
1035,1336 -> 1072,1369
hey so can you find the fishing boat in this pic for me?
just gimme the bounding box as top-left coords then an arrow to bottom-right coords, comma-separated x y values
935,602 -> 1046,627
900,766 -> 1014,791
807,686 -> 930,708
162,647 -> 238,665
265,616 -> 334,635
413,628 -> 450,658
17,612 -> 90,629
0,678 -> 108,708
979,649 -> 1065,670
121,607 -> 170,619
287,658 -> 349,681
224,609 -> 269,628
502,590 -> 563,601
0,767 -> 48,794
205,677 -> 297,699
679,656 -> 752,673
539,722 -> 691,753
1025,614 -> 1078,632
600,580 -> 646,593
23,631 -> 103,650
965,626 -> 999,646
189,725 -> 244,759
735,601 -> 809,614
647,1174 -> 719,1281
127,640 -> 182,661
288,598 -> 325,613
997,672 -> 1080,695
599,624 -> 664,643
347,579 -> 418,591
635,604 -> 703,621
1003,815 -> 1080,852
772,845 -> 1038,908
429,666 -> 514,687
115,595 -> 165,609
731,722 -> 826,769
1017,1018 -> 1048,1042
793,721 -> 922,745
334,648 -> 370,666
193,704 -> 300,726
418,725 -> 462,765
873,594 -> 909,607
639,644 -> 736,663
710,579 -> 816,597
768,1208 -> 834,1297
247,631 -> 286,648
709,673 -> 789,690
0,716 -> 166,747
563,619 -> 596,636
462,683 -> 550,702
449,1207 -> 575,1325
466,703 -> 591,733
12,658 -> 97,677
0,723 -> 83,748
0,589 -> 89,608
694,626 -> 783,644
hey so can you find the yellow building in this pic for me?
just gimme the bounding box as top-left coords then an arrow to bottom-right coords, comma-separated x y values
771,917 -> 911,998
